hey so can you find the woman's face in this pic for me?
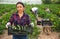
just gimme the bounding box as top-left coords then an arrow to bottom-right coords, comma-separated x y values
16,4 -> 24,13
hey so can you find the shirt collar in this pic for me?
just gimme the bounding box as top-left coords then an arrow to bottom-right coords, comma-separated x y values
16,12 -> 25,17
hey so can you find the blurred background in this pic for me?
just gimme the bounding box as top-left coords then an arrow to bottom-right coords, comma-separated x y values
0,0 -> 60,39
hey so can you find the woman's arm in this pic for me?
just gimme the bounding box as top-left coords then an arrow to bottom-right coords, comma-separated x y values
26,15 -> 30,26
6,14 -> 14,28
9,14 -> 14,25
26,15 -> 34,27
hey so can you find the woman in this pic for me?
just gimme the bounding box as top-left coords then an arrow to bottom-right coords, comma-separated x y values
6,2 -> 30,39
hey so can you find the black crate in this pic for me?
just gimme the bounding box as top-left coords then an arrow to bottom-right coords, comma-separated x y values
8,26 -> 33,35
37,21 -> 42,25
42,20 -> 52,26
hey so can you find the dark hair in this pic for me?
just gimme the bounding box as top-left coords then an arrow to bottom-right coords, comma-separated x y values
16,2 -> 25,7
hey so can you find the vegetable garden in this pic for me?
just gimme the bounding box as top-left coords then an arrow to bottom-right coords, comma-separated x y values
0,4 -> 60,39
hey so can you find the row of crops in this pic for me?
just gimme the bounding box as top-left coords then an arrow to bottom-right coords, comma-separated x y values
0,4 -> 16,34
37,4 -> 60,32
0,4 -> 16,16
0,4 -> 40,37
0,4 -> 60,35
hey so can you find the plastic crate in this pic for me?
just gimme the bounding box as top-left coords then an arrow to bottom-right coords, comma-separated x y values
8,25 -> 33,35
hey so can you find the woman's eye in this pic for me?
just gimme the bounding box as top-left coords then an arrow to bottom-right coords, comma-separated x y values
17,7 -> 19,8
20,6 -> 22,8
17,6 -> 22,8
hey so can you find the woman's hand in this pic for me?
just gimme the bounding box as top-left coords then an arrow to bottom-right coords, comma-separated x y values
6,22 -> 11,28
30,22 -> 34,27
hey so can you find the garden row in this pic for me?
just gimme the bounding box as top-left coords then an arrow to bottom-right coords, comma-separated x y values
0,4 -> 16,16
0,4 -> 39,37
0,4 -> 60,35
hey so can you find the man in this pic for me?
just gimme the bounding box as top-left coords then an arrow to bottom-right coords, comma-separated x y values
30,7 -> 38,19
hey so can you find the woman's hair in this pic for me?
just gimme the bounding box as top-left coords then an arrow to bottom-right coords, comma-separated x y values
16,2 -> 25,7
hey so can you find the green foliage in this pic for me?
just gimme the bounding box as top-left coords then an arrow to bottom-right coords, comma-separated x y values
0,4 -> 16,16
42,0 -> 60,4
32,26 -> 41,36
55,20 -> 60,32
0,4 -> 60,35
43,0 -> 52,4
0,25 -> 4,34
28,25 -> 41,39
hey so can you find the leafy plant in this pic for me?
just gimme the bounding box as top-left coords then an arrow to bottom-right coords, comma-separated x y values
0,25 -> 4,34
0,4 -> 60,35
